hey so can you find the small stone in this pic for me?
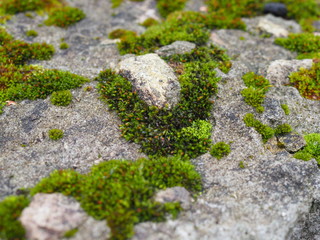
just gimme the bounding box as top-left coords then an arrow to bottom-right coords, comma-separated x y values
154,187 -> 192,210
263,3 -> 288,18
20,193 -> 88,240
117,53 -> 181,109
277,132 -> 306,153
313,21 -> 320,31
257,18 -> 288,37
155,41 -> 196,57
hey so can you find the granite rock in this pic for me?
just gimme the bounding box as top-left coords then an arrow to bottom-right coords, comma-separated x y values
155,41 -> 196,57
154,187 -> 192,210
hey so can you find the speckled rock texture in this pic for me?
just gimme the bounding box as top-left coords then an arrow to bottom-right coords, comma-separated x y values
155,41 -> 196,57
20,193 -> 110,240
117,53 -> 181,109
154,187 -> 192,210
0,0 -> 320,240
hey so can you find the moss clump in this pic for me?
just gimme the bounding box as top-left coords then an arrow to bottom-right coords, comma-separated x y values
0,0 -> 46,14
48,128 -> 64,140
108,29 -> 137,40
281,104 -> 290,115
241,72 -> 271,113
63,228 -> 78,238
274,123 -> 292,135
156,0 -> 187,18
288,62 -> 320,100
294,133 -> 320,165
243,113 -> 274,143
140,18 -> 159,28
275,33 -> 320,59
0,195 -> 30,240
44,6 -> 85,28
59,42 -> 69,49
97,45 -> 231,158
210,142 -> 231,159
239,161 -> 246,169
25,30 -> 38,37
31,156 -> 201,240
50,90 -> 72,106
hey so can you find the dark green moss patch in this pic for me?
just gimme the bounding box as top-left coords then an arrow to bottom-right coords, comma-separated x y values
294,133 -> 320,165
275,33 -> 320,59
44,6 -> 85,28
241,72 -> 271,113
97,45 -> 230,157
48,128 -> 64,140
0,195 -> 30,240
25,30 -> 38,37
108,29 -> 137,40
274,123 -> 292,135
31,156 -> 201,240
210,142 -> 231,159
50,90 -> 72,106
288,62 -> 320,100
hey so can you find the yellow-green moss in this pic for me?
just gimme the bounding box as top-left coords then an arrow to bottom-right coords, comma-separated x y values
140,18 -> 159,28
281,104 -> 290,115
48,128 -> 64,140
59,42 -> 69,49
25,30 -> 38,37
210,142 -> 231,159
294,133 -> 320,165
44,6 -> 85,28
108,29 -> 137,40
50,90 -> 72,106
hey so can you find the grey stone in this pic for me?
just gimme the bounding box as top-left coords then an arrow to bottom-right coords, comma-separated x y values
117,53 -> 181,109
154,187 -> 192,210
20,193 -> 99,240
266,59 -> 313,87
278,132 -> 307,153
155,41 -> 196,57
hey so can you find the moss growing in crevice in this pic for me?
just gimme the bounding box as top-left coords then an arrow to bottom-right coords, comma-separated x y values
281,104 -> 290,115
50,90 -> 72,106
241,72 -> 271,113
294,133 -> 320,165
210,142 -> 231,159
48,128 -> 64,140
97,45 -> 231,157
288,62 -> 320,100
30,156 -> 201,240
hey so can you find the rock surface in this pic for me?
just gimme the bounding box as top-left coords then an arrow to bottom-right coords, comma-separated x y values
155,41 -> 196,57
20,193 -> 110,240
154,187 -> 192,210
117,53 -> 181,109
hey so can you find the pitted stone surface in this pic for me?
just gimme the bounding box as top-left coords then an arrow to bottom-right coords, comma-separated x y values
155,41 -> 196,57
154,187 -> 192,210
117,53 -> 181,109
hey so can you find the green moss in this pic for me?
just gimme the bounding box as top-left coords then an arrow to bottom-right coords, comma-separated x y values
44,6 -> 85,28
281,104 -> 290,115
97,45 -> 230,157
0,195 -> 30,240
48,128 -> 64,140
275,33 -> 320,58
59,42 -> 69,49
50,90 -> 72,106
288,62 -> 320,100
63,228 -> 78,238
274,123 -> 292,135
239,161 -> 246,169
108,29 -> 137,40
156,0 -> 187,18
31,156 -> 201,240
1,0 -> 45,14
241,72 -> 271,113
25,30 -> 38,37
294,133 -> 320,165
210,142 -> 231,159
140,18 -> 159,28
243,113 -> 274,143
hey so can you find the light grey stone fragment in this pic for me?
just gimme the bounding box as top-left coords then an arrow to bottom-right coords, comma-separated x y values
266,59 -> 313,87
154,187 -> 192,210
155,41 -> 196,57
117,53 -> 181,109
20,193 -> 87,240
278,132 -> 306,153
243,14 -> 301,37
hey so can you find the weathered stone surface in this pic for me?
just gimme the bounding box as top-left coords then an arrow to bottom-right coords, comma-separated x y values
266,59 -> 313,87
263,2 -> 288,17
278,132 -> 306,153
20,193 -> 109,240
155,41 -> 196,57
243,14 -> 301,38
154,187 -> 192,210
117,53 -> 181,109
209,29 -> 295,75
